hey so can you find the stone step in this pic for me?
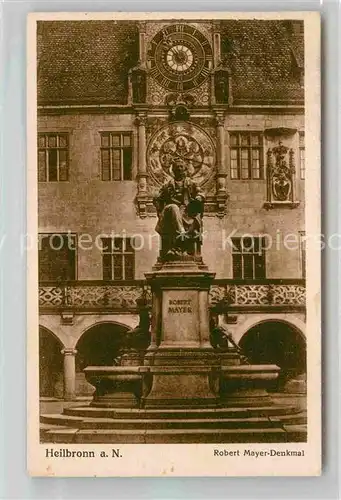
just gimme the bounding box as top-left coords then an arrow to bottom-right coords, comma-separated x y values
41,426 -> 298,444
42,415 -> 284,431
41,414 -> 83,426
40,422 -> 72,430
41,414 -> 102,427
40,428 -> 79,444
269,412 -> 307,426
63,405 -> 300,420
85,416 -> 284,430
282,424 -> 307,443
40,422 -> 77,442
42,413 -> 306,431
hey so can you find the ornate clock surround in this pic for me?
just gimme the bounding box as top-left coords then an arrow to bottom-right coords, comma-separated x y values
148,23 -> 213,92
133,21 -> 229,218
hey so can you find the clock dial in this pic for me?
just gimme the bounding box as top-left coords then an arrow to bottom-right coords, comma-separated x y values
148,24 -> 213,91
167,45 -> 194,72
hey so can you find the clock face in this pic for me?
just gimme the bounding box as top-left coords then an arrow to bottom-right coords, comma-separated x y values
148,24 -> 213,91
167,45 -> 194,72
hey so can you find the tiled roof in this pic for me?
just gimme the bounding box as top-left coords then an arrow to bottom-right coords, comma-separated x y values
37,20 -> 304,106
220,20 -> 304,103
37,21 -> 139,105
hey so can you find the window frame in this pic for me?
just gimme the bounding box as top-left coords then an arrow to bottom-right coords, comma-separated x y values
100,131 -> 133,181
101,236 -> 135,281
229,131 -> 264,180
38,132 -> 70,182
231,236 -> 266,280
38,232 -> 78,282
299,131 -> 305,180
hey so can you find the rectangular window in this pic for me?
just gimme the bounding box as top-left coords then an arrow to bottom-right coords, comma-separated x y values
39,233 -> 76,281
100,132 -> 133,181
232,237 -> 266,279
229,132 -> 264,180
299,132 -> 305,180
299,231 -> 306,278
101,237 -> 135,280
38,133 -> 69,182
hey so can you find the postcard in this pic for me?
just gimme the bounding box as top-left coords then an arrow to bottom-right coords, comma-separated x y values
27,11 -> 321,476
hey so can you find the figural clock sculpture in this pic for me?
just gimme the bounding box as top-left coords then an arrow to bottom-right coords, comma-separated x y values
148,24 -> 213,91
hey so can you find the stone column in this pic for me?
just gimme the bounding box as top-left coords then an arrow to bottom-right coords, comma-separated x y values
215,112 -> 228,215
138,21 -> 147,65
213,21 -> 221,67
210,22 -> 221,106
135,114 -> 149,216
61,348 -> 77,401
215,112 -> 226,191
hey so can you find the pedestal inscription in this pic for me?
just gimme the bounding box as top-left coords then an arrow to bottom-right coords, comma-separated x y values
162,290 -> 199,347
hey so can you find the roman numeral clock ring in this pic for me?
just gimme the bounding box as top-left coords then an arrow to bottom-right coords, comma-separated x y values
148,24 -> 213,91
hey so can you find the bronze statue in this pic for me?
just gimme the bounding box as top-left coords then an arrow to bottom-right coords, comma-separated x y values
209,313 -> 231,349
124,299 -> 151,351
209,312 -> 249,363
153,159 -> 205,259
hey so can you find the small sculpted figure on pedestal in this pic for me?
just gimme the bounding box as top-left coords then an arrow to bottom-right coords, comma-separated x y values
209,311 -> 249,363
131,68 -> 147,104
153,159 -> 205,260
214,69 -> 230,104
119,297 -> 151,356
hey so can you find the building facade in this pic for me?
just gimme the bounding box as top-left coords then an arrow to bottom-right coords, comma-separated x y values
37,19 -> 306,400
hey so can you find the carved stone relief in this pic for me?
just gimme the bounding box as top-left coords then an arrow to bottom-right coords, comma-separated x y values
265,140 -> 299,209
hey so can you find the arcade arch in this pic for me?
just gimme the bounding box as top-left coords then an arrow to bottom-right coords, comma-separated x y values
239,320 -> 306,391
74,321 -> 131,396
39,326 -> 64,398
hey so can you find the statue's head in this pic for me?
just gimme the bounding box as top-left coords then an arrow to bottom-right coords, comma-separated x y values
172,159 -> 187,180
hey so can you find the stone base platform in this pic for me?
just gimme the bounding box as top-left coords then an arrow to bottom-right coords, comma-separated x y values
40,404 -> 307,444
40,362 -> 307,444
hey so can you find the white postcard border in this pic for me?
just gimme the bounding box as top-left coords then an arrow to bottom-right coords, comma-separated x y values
27,11 -> 321,477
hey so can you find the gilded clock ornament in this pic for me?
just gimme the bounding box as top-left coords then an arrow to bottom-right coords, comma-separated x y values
147,122 -> 216,188
148,24 -> 213,91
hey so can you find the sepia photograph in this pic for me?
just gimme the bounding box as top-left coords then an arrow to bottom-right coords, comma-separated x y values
27,11 -> 321,476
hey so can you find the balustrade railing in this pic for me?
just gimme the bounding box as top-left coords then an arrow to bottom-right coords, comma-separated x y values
39,279 -> 306,312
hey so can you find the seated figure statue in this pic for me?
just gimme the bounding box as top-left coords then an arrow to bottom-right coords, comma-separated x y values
153,159 -> 205,259
209,312 -> 249,363
123,300 -> 151,352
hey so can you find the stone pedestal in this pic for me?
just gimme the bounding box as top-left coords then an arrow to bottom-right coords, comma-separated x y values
142,260 -> 219,408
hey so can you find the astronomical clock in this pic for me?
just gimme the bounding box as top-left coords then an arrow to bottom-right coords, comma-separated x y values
132,21 -> 229,217
147,122 -> 215,188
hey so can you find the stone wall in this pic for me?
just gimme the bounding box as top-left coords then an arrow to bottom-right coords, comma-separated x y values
38,111 -> 305,280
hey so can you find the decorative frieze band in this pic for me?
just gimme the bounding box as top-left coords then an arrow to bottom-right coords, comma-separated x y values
39,281 -> 305,312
